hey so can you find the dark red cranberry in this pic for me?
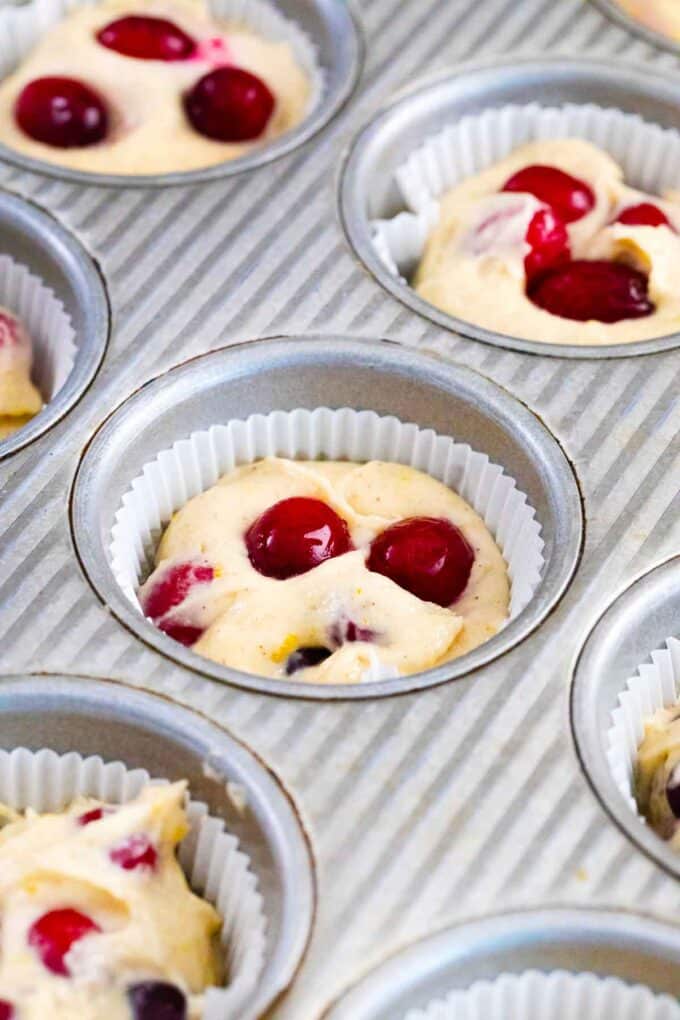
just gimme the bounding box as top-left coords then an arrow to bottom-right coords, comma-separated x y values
614,202 -> 674,230
285,646 -> 332,675
15,77 -> 108,148
141,561 -> 214,621
246,497 -> 352,580
666,769 -> 680,818
28,908 -> 101,975
329,619 -> 377,645
157,619 -> 204,647
367,517 -> 474,607
0,1002 -> 14,1020
96,15 -> 196,60
110,834 -> 158,872
128,981 -> 187,1020
527,259 -> 654,323
77,805 -> 114,826
183,67 -> 274,142
503,164 -> 595,223
524,207 -> 570,281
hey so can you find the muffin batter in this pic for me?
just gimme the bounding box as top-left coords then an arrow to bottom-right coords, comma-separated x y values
615,0 -> 680,41
635,704 -> 680,848
138,457 -> 510,684
415,138 -> 680,344
0,782 -> 221,1018
0,307 -> 42,440
0,0 -> 311,174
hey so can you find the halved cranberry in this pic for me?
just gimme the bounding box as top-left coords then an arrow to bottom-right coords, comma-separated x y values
77,805 -> 114,826
15,77 -> 108,148
128,981 -> 187,1020
183,67 -> 274,142
524,207 -> 570,281
110,834 -> 158,872
367,517 -> 474,607
96,15 -> 196,60
614,202 -> 674,230
527,259 -> 654,323
502,164 -> 595,223
246,497 -> 352,580
0,314 -> 19,347
141,561 -> 214,621
28,908 -> 101,975
0,1001 -> 14,1020
285,645 -> 332,675
157,619 -> 204,647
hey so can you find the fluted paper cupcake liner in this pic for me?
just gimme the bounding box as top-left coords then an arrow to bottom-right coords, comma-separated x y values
371,101 -> 680,281
108,406 -> 545,679
0,746 -> 267,1020
402,969 -> 680,1020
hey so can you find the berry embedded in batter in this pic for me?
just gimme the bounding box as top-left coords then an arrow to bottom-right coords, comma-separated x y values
183,67 -> 275,142
28,908 -> 101,976
527,259 -> 654,323
77,805 -> 114,826
285,645 -> 332,675
246,497 -> 352,580
667,768 -> 680,819
139,559 -> 214,645
524,207 -> 570,281
15,76 -> 108,148
110,834 -> 158,872
0,1002 -> 13,1020
367,516 -> 475,607
96,15 -> 197,60
614,202 -> 675,229
502,164 -> 595,223
128,981 -> 187,1020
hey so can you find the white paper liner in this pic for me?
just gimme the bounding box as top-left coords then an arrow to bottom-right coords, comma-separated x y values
0,746 -> 267,1020
108,407 -> 545,680
401,969 -> 680,1020
371,102 -> 680,282
0,0 -> 323,119
0,252 -> 76,427
606,635 -> 680,822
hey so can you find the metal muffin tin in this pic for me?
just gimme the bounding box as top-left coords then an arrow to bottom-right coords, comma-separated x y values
0,673 -> 315,1020
0,0 -> 363,188
0,188 -> 109,459
571,555 -> 680,881
70,335 -> 583,699
591,0 -> 680,59
323,908 -> 680,1018
339,56 -> 680,359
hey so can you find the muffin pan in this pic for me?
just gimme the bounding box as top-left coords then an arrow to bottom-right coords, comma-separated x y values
591,0 -> 680,58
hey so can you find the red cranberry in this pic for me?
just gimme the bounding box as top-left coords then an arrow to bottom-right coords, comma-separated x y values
183,67 -> 274,142
128,982 -> 187,1020
367,517 -> 475,607
96,15 -> 196,60
0,1002 -> 14,1020
0,313 -> 19,348
285,646 -> 332,675
246,497 -> 352,580
110,834 -> 158,872
157,619 -> 204,647
329,619 -> 377,645
503,164 -> 595,223
77,806 -> 114,826
28,908 -> 101,975
15,77 -> 108,148
527,259 -> 654,323
666,767 -> 680,818
524,207 -> 570,281
141,561 -> 214,621
614,202 -> 674,230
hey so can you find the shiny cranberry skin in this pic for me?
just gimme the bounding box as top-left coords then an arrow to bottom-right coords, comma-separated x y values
524,207 -> 570,281
184,67 -> 274,142
15,77 -> 108,148
96,15 -> 196,60
503,164 -> 595,223
0,1002 -> 14,1020
128,981 -> 187,1020
110,834 -> 158,872
28,908 -> 101,975
528,259 -> 654,323
285,645 -> 332,675
614,202 -> 674,230
367,517 -> 474,607
246,497 -> 352,580
141,561 -> 214,621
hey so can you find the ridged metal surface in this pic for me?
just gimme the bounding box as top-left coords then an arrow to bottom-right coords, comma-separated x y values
0,0 -> 679,1017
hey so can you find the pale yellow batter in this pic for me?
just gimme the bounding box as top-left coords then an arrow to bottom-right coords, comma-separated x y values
635,705 -> 680,848
139,457 -> 510,684
0,0 -> 311,175
415,138 -> 680,345
615,0 -> 680,40
0,783 -> 221,1018
0,306 -> 42,440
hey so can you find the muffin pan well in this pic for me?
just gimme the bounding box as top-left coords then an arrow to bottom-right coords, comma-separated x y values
591,0 -> 680,58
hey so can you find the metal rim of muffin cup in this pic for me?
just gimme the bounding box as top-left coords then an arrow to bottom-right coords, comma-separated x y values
0,188 -> 109,458
0,0 -> 364,189
321,907 -> 680,1018
571,555 -> 680,881
338,55 -> 680,360
590,0 -> 680,59
69,335 -> 584,701
0,672 -> 316,1020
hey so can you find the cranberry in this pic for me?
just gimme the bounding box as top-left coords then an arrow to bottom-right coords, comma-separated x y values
183,67 -> 274,142
157,619 -> 204,647
524,207 -> 570,281
28,908 -> 101,975
141,561 -> 214,621
15,77 -> 108,148
0,1002 -> 13,1020
0,314 -> 19,347
614,202 -> 674,230
96,15 -> 196,60
77,806 -> 114,826
666,767 -> 680,818
128,981 -> 187,1020
329,619 -> 377,645
502,164 -> 595,223
110,834 -> 158,872
285,646 -> 332,675
367,517 -> 474,607
246,497 -> 352,580
527,259 -> 654,323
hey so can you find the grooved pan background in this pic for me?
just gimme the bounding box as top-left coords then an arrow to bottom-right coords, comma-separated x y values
1,1 -> 680,1017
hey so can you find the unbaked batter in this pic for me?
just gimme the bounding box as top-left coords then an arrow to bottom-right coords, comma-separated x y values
635,705 -> 680,848
0,307 -> 42,440
615,0 -> 680,41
